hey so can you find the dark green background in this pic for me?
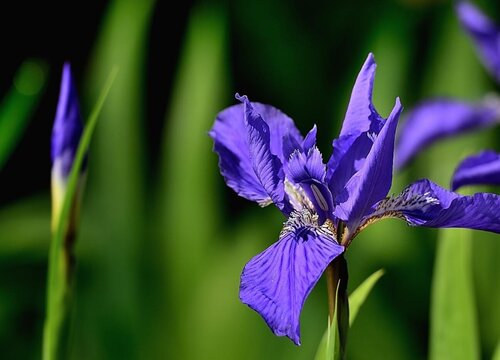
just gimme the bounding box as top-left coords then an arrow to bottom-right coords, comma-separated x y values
0,0 -> 498,358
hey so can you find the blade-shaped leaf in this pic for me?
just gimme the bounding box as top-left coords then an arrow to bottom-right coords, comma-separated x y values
79,0 -> 155,357
349,269 -> 384,327
315,268 -> 384,359
429,229 -> 479,360
150,5 -> 229,358
0,59 -> 47,170
315,287 -> 341,360
493,340 -> 500,360
42,68 -> 117,360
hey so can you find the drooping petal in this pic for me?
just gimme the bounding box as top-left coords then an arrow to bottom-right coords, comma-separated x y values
210,95 -> 301,210
51,63 -> 84,179
326,53 -> 386,196
395,99 -> 499,169
336,98 -> 403,232
451,150 -> 500,190
456,1 -> 500,82
240,95 -> 290,212
256,102 -> 303,163
369,179 -> 500,233
287,147 -> 333,222
240,210 -> 344,345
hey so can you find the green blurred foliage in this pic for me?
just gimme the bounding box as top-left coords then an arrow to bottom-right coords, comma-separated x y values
0,0 -> 499,359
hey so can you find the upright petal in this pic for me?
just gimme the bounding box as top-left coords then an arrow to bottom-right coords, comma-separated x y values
327,133 -> 378,203
326,53 -> 387,196
456,1 -> 500,82
302,125 -> 317,152
336,98 -> 403,232
51,63 -> 84,179
282,125 -> 316,163
367,179 -> 500,233
451,150 -> 500,190
210,95 -> 302,210
338,53 -> 381,137
240,209 -> 344,345
395,99 -> 499,169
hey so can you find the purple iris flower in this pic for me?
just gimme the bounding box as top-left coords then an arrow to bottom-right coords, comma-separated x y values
395,1 -> 500,171
51,63 -> 83,181
452,150 -> 500,190
210,53 -> 500,345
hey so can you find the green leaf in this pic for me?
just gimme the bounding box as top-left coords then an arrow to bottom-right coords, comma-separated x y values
42,67 -> 118,360
0,59 -> 47,170
315,267 -> 383,360
149,5 -> 229,358
349,269 -> 384,327
159,4 -> 228,288
79,1 -> 155,357
429,229 -> 479,360
493,340 -> 500,360
315,288 -> 341,360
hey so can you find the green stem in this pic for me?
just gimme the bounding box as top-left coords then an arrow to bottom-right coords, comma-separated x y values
326,255 -> 349,359
43,186 -> 80,360
326,260 -> 340,323
42,68 -> 118,360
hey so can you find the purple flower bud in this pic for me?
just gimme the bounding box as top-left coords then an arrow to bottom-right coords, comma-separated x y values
51,63 -> 83,180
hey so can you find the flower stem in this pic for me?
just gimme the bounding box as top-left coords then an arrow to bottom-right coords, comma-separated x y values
326,255 -> 349,359
326,260 -> 340,323
43,189 -> 80,360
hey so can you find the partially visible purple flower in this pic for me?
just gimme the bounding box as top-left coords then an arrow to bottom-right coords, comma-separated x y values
395,98 -> 499,169
210,53 -> 500,345
451,150 -> 500,190
457,1 -> 500,82
51,63 -> 84,228
395,1 -> 500,170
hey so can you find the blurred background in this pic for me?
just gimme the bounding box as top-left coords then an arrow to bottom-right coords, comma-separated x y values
0,0 -> 499,358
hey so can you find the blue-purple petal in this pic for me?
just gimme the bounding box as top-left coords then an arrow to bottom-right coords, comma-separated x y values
211,105 -> 274,206
282,125 -> 317,163
51,63 -> 83,178
240,224 -> 343,345
336,98 -> 403,231
326,54 -> 386,197
287,147 -> 333,221
240,95 -> 289,211
210,95 -> 302,211
395,99 -> 499,169
327,133 -> 377,204
451,150 -> 500,190
338,53 -> 381,137
302,125 -> 317,152
400,179 -> 500,233
251,101 -> 303,163
456,1 -> 500,83
287,147 -> 326,183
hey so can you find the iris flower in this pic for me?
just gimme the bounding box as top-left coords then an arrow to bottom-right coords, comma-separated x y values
50,63 -> 84,229
451,150 -> 500,190
210,53 -> 500,345
396,1 -> 500,183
